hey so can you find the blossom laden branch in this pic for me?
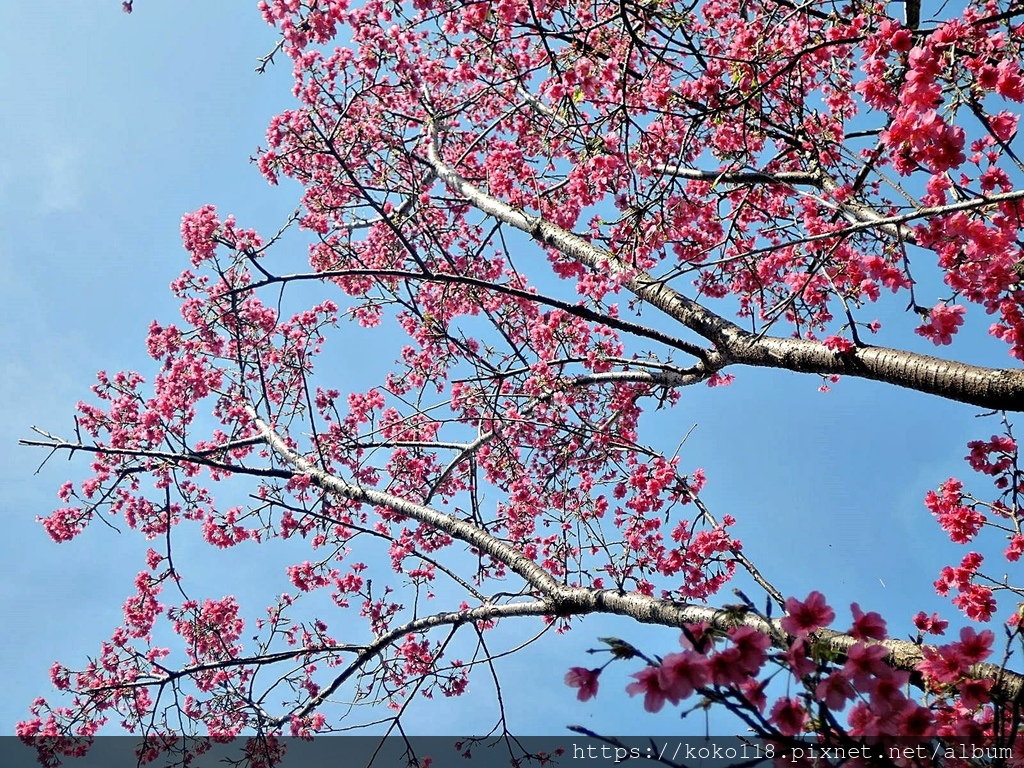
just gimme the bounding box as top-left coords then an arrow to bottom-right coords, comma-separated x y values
242,266 -> 714,363
426,122 -> 1024,412
253,409 -> 1024,705
654,164 -> 920,243
250,409 -> 566,595
283,599 -> 555,725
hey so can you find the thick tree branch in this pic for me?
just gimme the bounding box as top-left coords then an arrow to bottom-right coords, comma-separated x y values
84,584 -> 1024,721
427,126 -> 1024,411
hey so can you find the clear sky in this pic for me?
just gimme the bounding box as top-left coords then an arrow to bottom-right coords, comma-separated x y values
1,0 -> 1014,742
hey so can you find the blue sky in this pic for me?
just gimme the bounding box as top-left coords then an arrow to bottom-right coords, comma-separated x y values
1,0 -> 1015,742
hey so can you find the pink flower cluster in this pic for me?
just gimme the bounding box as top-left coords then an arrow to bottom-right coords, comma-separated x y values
915,304 -> 967,346
925,423 -> 1024,623
935,553 -> 996,621
925,479 -> 985,544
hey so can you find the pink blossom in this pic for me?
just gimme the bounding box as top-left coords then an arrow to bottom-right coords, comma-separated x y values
678,622 -> 713,651
955,626 -> 994,664
739,679 -> 767,712
781,591 -> 835,636
889,28 -> 913,52
958,678 -> 993,710
658,651 -> 710,700
823,335 -> 854,353
997,61 -> 1024,101
989,111 -> 1019,142
815,671 -> 855,710
784,638 -> 817,678
953,583 -> 996,621
842,642 -> 889,688
180,205 -> 221,267
915,304 -> 966,346
918,646 -> 967,685
728,626 -> 771,674
885,698 -> 932,737
708,647 -> 747,687
626,666 -> 676,713
1006,534 -> 1024,562
913,611 -> 949,636
706,372 -> 735,387
564,667 -> 600,702
847,701 -> 882,737
849,603 -> 887,640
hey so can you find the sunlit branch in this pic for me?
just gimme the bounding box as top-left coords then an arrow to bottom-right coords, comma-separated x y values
740,188 -> 1024,259
249,409 -> 1024,704
251,410 -> 566,593
426,121 -> 1024,411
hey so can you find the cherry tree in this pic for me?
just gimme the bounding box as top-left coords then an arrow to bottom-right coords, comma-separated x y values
18,0 -> 1024,762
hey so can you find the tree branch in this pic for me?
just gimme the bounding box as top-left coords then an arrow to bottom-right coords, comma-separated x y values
655,164 -> 920,243
250,408 -> 1024,707
551,589 -> 1024,702
426,125 -> 1024,411
250,410 -> 565,594
244,267 -> 712,362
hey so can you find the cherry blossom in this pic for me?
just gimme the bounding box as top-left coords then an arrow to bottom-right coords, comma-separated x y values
24,0 -> 1024,758
781,591 -> 836,636
564,668 -> 600,702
